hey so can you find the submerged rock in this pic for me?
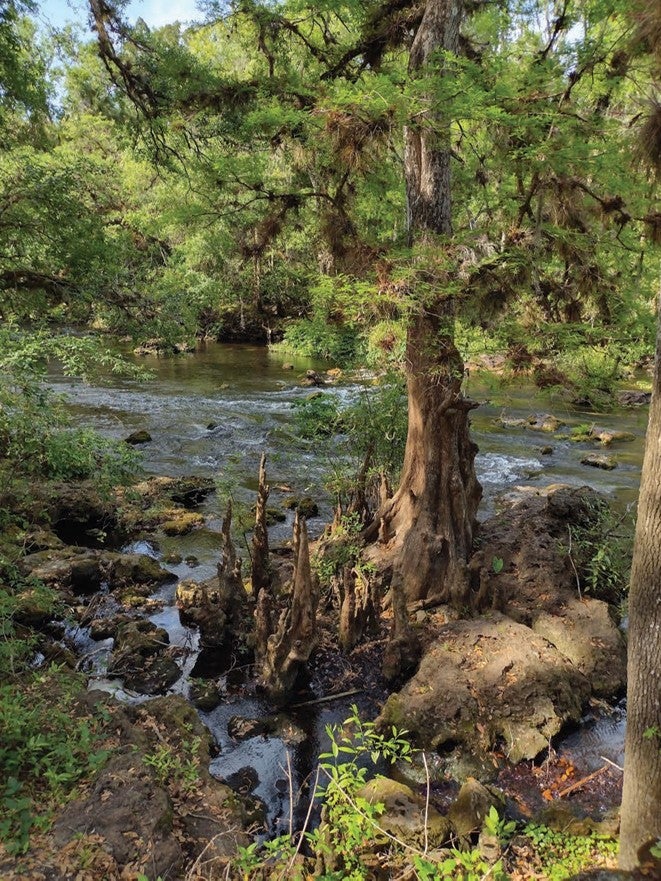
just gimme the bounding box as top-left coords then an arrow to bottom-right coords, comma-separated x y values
124,429 -> 152,445
378,613 -> 591,764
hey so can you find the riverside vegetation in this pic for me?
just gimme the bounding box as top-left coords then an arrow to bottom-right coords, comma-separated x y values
1,0 -> 661,878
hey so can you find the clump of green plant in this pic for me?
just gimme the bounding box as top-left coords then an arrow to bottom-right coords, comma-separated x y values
235,707 -> 414,880
0,377 -> 138,486
0,667 -> 110,854
277,316 -> 361,364
312,512 -> 374,595
569,423 -> 595,441
143,737 -> 201,792
523,823 -> 618,880
567,498 -> 634,605
292,393 -> 343,439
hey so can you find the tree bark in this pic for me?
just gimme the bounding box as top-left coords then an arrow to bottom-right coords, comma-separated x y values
619,292 -> 661,872
367,0 -> 481,606
251,453 -> 271,595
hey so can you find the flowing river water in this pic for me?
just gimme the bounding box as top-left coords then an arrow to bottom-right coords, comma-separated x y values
49,342 -> 649,830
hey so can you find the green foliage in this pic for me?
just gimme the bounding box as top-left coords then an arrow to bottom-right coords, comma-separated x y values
567,499 -> 634,604
292,393 -> 343,440
312,512 -> 368,590
291,376 -> 407,512
0,553 -> 59,677
279,318 -> 362,365
0,667 -> 110,854
143,737 -> 202,791
0,375 -> 139,485
523,822 -> 618,880
413,846 -> 509,881
236,706 -> 415,880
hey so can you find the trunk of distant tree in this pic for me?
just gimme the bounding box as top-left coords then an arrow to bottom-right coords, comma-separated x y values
619,291 -> 661,872
367,0 -> 481,606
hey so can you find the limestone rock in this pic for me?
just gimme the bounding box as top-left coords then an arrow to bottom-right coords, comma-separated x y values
176,577 -> 228,647
358,778 -> 451,849
109,621 -> 180,694
378,613 -> 591,764
532,598 -> 626,698
448,778 -> 503,842
616,390 -> 651,407
161,511 -> 205,535
52,752 -> 182,878
581,453 -> 617,470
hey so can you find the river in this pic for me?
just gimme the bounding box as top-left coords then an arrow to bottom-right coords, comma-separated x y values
48,341 -> 648,830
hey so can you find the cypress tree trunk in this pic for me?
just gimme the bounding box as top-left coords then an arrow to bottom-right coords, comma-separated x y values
368,0 -> 481,605
619,292 -> 661,871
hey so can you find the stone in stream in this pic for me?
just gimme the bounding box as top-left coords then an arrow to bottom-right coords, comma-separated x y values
108,620 -> 181,694
19,548 -> 173,595
497,413 -> 565,432
125,429 -> 152,445
282,495 -> 319,518
581,453 -> 617,470
616,389 -> 651,406
190,679 -> 223,712
227,715 -> 270,741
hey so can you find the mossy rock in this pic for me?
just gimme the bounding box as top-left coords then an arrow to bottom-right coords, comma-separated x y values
161,511 -> 205,535
190,679 -> 222,712
281,496 -> 319,518
358,778 -> 451,849
125,429 -> 152,445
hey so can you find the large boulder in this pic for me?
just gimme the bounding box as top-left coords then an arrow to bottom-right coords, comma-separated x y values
532,597 -> 626,698
19,548 -> 174,596
378,613 -> 591,764
469,486 -> 604,619
467,486 -> 627,700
